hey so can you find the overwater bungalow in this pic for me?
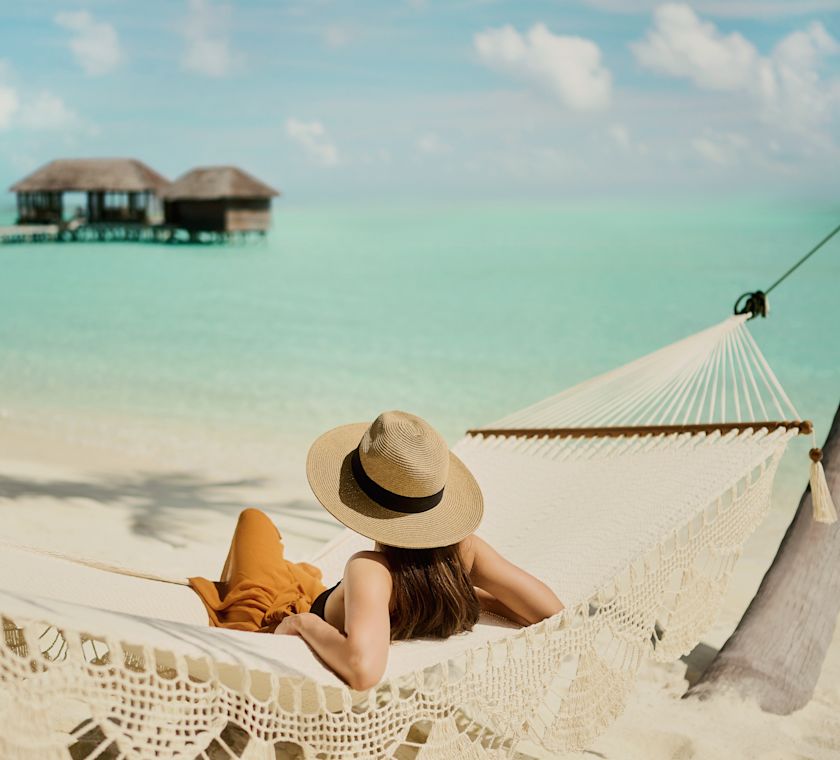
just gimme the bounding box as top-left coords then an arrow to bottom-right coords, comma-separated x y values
9,158 -> 169,226
3,158 -> 280,245
162,166 -> 279,235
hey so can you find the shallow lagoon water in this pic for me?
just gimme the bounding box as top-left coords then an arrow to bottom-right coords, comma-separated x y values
1,198 -> 838,500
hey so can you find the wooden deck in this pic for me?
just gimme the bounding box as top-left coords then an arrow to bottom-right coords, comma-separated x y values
0,224 -> 61,243
0,221 -> 267,245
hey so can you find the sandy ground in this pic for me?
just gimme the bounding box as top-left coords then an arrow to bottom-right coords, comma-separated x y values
1,419 -> 839,760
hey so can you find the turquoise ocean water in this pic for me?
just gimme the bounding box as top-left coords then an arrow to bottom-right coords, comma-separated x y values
1,199 -> 838,503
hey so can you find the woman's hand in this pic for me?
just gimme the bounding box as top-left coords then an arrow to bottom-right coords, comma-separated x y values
274,614 -> 305,636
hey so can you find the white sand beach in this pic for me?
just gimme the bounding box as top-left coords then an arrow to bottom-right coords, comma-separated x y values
2,418 -> 839,759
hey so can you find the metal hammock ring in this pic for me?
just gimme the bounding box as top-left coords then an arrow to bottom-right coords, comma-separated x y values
734,290 -> 768,319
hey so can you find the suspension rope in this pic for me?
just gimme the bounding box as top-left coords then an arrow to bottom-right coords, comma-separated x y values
734,222 -> 840,319
766,222 -> 840,295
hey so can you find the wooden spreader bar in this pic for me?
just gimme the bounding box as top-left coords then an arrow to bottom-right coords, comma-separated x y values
466,420 -> 813,440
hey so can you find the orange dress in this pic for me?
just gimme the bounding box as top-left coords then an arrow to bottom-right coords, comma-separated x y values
188,508 -> 327,633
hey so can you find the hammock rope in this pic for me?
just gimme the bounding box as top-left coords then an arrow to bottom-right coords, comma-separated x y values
470,315 -> 834,524
473,316 -> 800,434
0,541 -> 190,586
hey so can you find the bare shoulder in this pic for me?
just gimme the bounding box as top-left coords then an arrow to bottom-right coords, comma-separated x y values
344,551 -> 392,584
459,534 -> 513,581
457,533 -> 490,572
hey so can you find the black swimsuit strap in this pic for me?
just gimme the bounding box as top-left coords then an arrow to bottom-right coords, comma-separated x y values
310,581 -> 341,621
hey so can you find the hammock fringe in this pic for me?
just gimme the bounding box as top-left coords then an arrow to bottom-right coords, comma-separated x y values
809,448 -> 837,524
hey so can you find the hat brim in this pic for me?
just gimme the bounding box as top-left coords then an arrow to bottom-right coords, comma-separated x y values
306,422 -> 484,549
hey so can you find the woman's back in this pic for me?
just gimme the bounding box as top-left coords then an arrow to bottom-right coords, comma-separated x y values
314,541 -> 482,640
311,536 -> 563,643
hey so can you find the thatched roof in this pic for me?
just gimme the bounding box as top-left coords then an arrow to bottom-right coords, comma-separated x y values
162,166 -> 279,200
10,158 -> 169,193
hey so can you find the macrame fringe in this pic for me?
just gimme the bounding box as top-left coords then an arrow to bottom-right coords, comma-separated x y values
809,448 -> 837,524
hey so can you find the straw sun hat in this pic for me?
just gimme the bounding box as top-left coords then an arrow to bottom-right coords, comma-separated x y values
306,411 -> 484,549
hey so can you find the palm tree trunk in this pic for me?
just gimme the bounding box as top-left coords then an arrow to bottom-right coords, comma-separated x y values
686,401 -> 840,714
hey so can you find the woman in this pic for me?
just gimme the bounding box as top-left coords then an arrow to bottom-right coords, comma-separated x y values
189,411 -> 564,690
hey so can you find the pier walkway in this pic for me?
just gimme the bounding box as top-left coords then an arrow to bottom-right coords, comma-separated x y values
0,222 -> 266,245
0,224 -> 61,243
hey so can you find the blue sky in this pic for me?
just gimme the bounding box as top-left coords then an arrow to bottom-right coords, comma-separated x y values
1,1 -> 839,202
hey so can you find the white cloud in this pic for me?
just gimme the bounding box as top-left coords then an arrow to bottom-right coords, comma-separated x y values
767,22 -> 840,130
18,92 -> 84,131
416,133 -> 452,155
691,133 -> 750,166
632,5 -> 840,134
470,145 -> 580,182
605,122 -> 650,156
692,136 -> 728,165
474,23 -> 612,111
0,84 -> 20,129
356,147 -> 392,165
631,4 -> 762,91
182,0 -> 236,77
323,25 -> 353,49
54,11 -> 122,76
285,118 -> 340,166
0,89 -> 91,133
0,62 -> 87,133
607,123 -> 631,150
584,1 -> 840,18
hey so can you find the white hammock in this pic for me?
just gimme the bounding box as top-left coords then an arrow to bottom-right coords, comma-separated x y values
0,315 -> 828,760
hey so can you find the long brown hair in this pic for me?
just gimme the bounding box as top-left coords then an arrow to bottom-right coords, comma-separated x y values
379,543 -> 480,641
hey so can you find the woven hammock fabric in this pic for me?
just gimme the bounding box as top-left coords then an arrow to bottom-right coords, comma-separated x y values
0,316 -> 805,759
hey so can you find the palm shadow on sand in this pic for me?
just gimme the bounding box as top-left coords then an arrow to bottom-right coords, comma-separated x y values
0,471 -> 337,548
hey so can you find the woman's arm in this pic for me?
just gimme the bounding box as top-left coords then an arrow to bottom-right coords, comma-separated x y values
473,587 -> 532,626
465,535 -> 564,625
275,551 -> 391,690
